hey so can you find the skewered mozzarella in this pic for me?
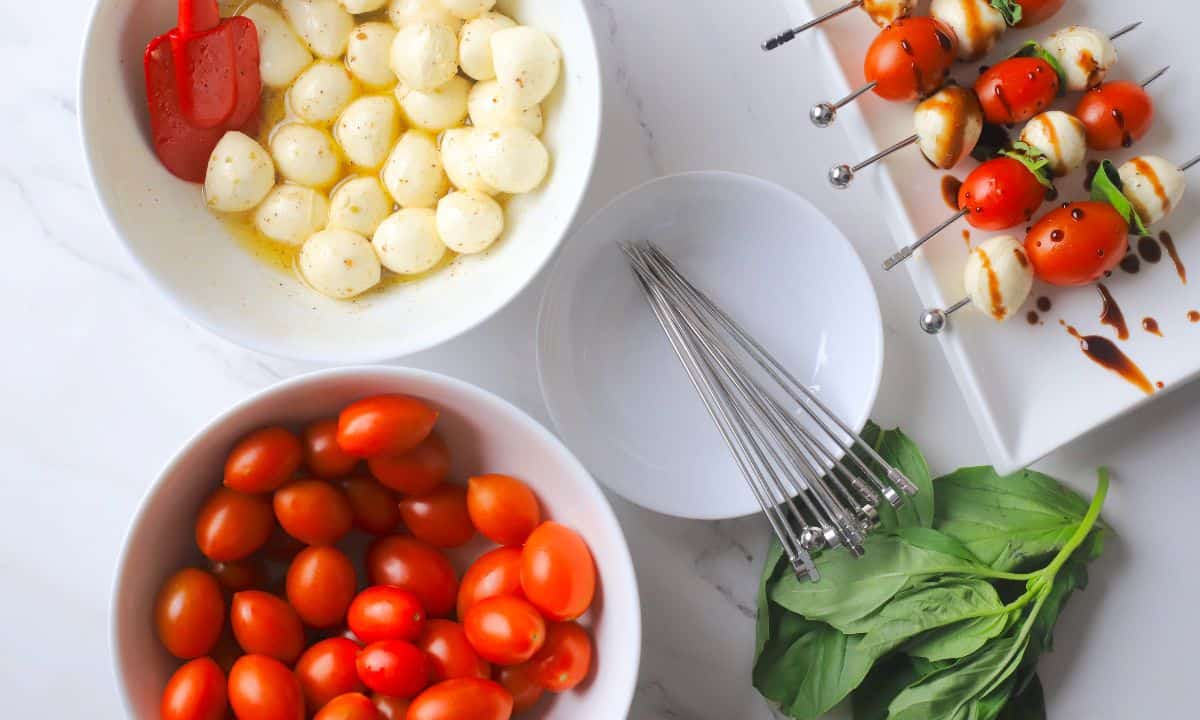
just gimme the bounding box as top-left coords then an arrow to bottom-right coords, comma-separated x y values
458,12 -> 516,80
475,127 -> 549,194
929,0 -> 1005,62
271,124 -> 342,188
863,0 -> 916,27
439,0 -> 495,20
290,62 -> 355,123
335,96 -> 401,169
467,80 -> 543,134
382,130 -> 450,207
254,185 -> 330,245
912,85 -> 983,170
339,0 -> 386,14
281,0 -> 355,59
436,190 -> 504,253
491,27 -> 561,108
440,128 -> 497,194
390,23 -> 459,91
205,132 -> 276,212
299,228 -> 381,298
388,0 -> 463,32
1019,111 -> 1087,178
397,75 -> 470,131
963,235 -> 1033,321
372,208 -> 447,273
347,22 -> 398,87
241,4 -> 312,88
1119,155 -> 1186,227
1042,26 -> 1116,91
329,176 -> 393,236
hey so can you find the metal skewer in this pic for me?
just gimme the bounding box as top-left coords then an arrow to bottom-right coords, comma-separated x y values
830,133 -> 918,188
810,82 -> 877,128
762,0 -> 864,51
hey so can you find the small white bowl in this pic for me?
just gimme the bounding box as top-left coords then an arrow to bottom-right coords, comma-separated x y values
79,0 -> 601,362
111,366 -> 640,718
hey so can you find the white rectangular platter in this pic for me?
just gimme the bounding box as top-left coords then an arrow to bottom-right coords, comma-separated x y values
787,0 -> 1200,472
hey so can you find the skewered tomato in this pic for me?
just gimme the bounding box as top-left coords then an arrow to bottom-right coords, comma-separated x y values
356,640 -> 430,698
231,591 -> 306,664
959,157 -> 1048,231
458,547 -> 525,620
1075,81 -> 1154,151
337,395 -> 439,458
314,693 -> 380,720
520,522 -> 596,622
1024,201 -> 1129,286
418,619 -> 492,682
496,663 -> 543,713
864,16 -> 958,101
527,621 -> 593,691
407,679 -> 514,720
161,657 -> 227,720
304,418 -> 359,479
155,568 -> 225,659
348,586 -> 427,644
975,57 -> 1060,125
195,487 -> 274,562
228,654 -> 305,720
224,427 -> 303,493
274,479 -> 354,546
367,432 -> 451,496
296,638 -> 365,710
1013,0 -> 1067,27
286,546 -> 357,628
466,474 -> 541,547
463,596 -> 547,666
366,537 -> 459,617
398,484 -> 476,548
341,477 -> 402,535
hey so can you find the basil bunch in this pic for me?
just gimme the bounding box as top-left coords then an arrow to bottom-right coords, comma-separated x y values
753,424 -> 1108,720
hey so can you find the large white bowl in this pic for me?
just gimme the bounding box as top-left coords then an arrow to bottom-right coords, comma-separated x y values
111,366 -> 640,718
79,1 -> 601,362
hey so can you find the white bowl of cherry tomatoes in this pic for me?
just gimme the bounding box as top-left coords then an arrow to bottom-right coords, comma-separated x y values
112,366 -> 640,719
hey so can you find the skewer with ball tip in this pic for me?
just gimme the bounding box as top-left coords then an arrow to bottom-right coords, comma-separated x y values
761,0 -> 915,52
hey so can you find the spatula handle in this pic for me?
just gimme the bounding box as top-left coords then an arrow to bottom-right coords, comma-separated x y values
178,0 -> 220,37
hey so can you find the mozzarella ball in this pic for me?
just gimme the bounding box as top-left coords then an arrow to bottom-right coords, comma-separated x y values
475,127 -> 549,193
440,128 -> 497,194
964,235 -> 1034,322
467,80 -> 543,134
372,208 -> 446,273
290,62 -> 355,123
913,85 -> 983,170
382,130 -> 450,207
388,0 -> 462,32
281,0 -> 355,59
339,0 -> 386,13
436,190 -> 503,253
241,4 -> 313,88
863,0 -> 916,27
300,228 -> 381,298
390,23 -> 459,91
335,96 -> 400,169
329,176 -> 393,236
347,22 -> 398,87
205,132 -> 276,212
491,27 -> 560,108
397,75 -> 469,131
929,0 -> 1005,61
271,124 -> 342,187
458,12 -> 515,80
1119,155 -> 1187,227
1042,26 -> 1116,91
439,0 -> 494,20
254,185 -> 330,245
1020,111 -> 1087,178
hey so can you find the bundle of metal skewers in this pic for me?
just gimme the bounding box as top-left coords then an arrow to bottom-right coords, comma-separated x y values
621,240 -> 919,582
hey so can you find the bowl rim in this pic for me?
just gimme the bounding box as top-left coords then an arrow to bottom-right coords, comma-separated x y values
109,365 -> 642,717
77,0 -> 605,364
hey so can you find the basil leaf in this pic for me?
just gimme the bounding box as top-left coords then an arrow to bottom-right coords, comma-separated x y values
895,527 -> 984,564
1012,41 -> 1068,93
754,622 -> 876,720
971,674 -> 1021,720
907,609 -> 1011,663
854,424 -> 934,531
1090,159 -> 1150,235
843,578 -> 1006,654
998,673 -> 1047,720
887,632 -> 1029,720
852,655 -> 924,720
1027,531 -> 1104,658
990,0 -> 1023,26
1000,141 -> 1054,189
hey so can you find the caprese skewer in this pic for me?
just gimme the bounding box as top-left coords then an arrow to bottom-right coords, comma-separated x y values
762,0 -> 916,51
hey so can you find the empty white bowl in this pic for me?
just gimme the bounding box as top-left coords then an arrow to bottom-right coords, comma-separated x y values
79,0 -> 601,362
111,366 -> 640,718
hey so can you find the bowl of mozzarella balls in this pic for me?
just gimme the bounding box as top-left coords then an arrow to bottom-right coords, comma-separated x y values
81,0 -> 601,362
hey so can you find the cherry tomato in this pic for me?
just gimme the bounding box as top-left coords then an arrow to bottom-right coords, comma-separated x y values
314,692 -> 380,720
496,663 -> 543,713
161,657 -> 227,720
863,17 -> 957,102
407,679 -> 514,720
1025,201 -> 1129,286
274,479 -> 354,546
958,157 -> 1048,231
1075,81 -> 1154,151
155,568 -> 225,659
224,427 -> 303,494
337,395 -> 439,458
348,586 -> 426,644
371,694 -> 410,720
466,475 -> 540,547
287,546 -> 357,628
457,547 -> 524,620
528,621 -> 593,691
367,433 -> 450,496
463,596 -> 546,666
366,537 -> 459,618
228,654 -> 305,720
975,57 -> 1060,125
211,557 -> 265,593
195,488 -> 274,562
230,591 -> 305,664
1013,0 -> 1067,27
341,477 -> 402,536
398,485 -> 475,549
520,522 -> 596,622
296,638 -> 365,710
356,640 -> 430,698
305,418 -> 361,479
418,619 -> 491,682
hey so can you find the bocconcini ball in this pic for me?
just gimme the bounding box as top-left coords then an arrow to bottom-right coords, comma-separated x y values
440,128 -> 497,194
390,23 -> 459,91
467,80 -> 543,134
205,132 -> 276,212
912,85 -> 982,170
339,0 -> 386,14
335,96 -> 400,169
458,12 -> 515,80
281,0 -> 355,59
388,0 -> 462,32
328,176 -> 393,236
300,228 -> 381,299
347,22 -> 398,87
964,235 -> 1034,322
290,62 -> 355,123
271,124 -> 342,188
475,127 -> 549,194
929,0 -> 1005,61
397,75 -> 470,131
439,0 -> 495,21
1042,25 -> 1116,91
1020,111 -> 1087,177
436,190 -> 503,253
241,4 -> 312,88
1119,155 -> 1187,227
491,26 -> 560,108
372,208 -> 446,274
382,130 -> 450,207
254,185 -> 330,245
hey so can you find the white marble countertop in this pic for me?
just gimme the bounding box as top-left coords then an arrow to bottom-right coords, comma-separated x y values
3,0 -> 1198,717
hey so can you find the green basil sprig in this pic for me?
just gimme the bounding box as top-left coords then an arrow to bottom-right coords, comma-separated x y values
999,141 -> 1054,189
1090,159 -> 1150,235
990,0 -> 1024,26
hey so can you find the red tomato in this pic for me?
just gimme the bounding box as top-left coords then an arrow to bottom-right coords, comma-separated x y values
274,479 -> 354,546
520,522 -> 597,622
367,433 -> 450,496
341,477 -> 402,536
224,427 -> 303,494
296,638 -> 365,710
196,488 -> 274,562
228,654 -> 305,720
348,586 -> 426,643
1075,81 -> 1154,151
496,664 -> 543,713
314,692 -> 380,720
305,418 -> 360,479
975,57 -> 1060,125
287,546 -> 357,628
418,619 -> 491,682
211,557 -> 265,593
1025,201 -> 1129,286
337,395 -> 439,458
463,596 -> 546,666
457,548 -> 524,620
863,17 -> 957,102
155,568 -> 225,659
528,622 -> 593,691
356,640 -> 430,698
371,694 -> 410,720
161,657 -> 227,720
230,591 -> 305,664
366,537 -> 459,618
465,475 -> 540,547
1014,0 -> 1067,27
407,679 -> 514,720
958,157 -> 1048,231
398,485 -> 475,549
